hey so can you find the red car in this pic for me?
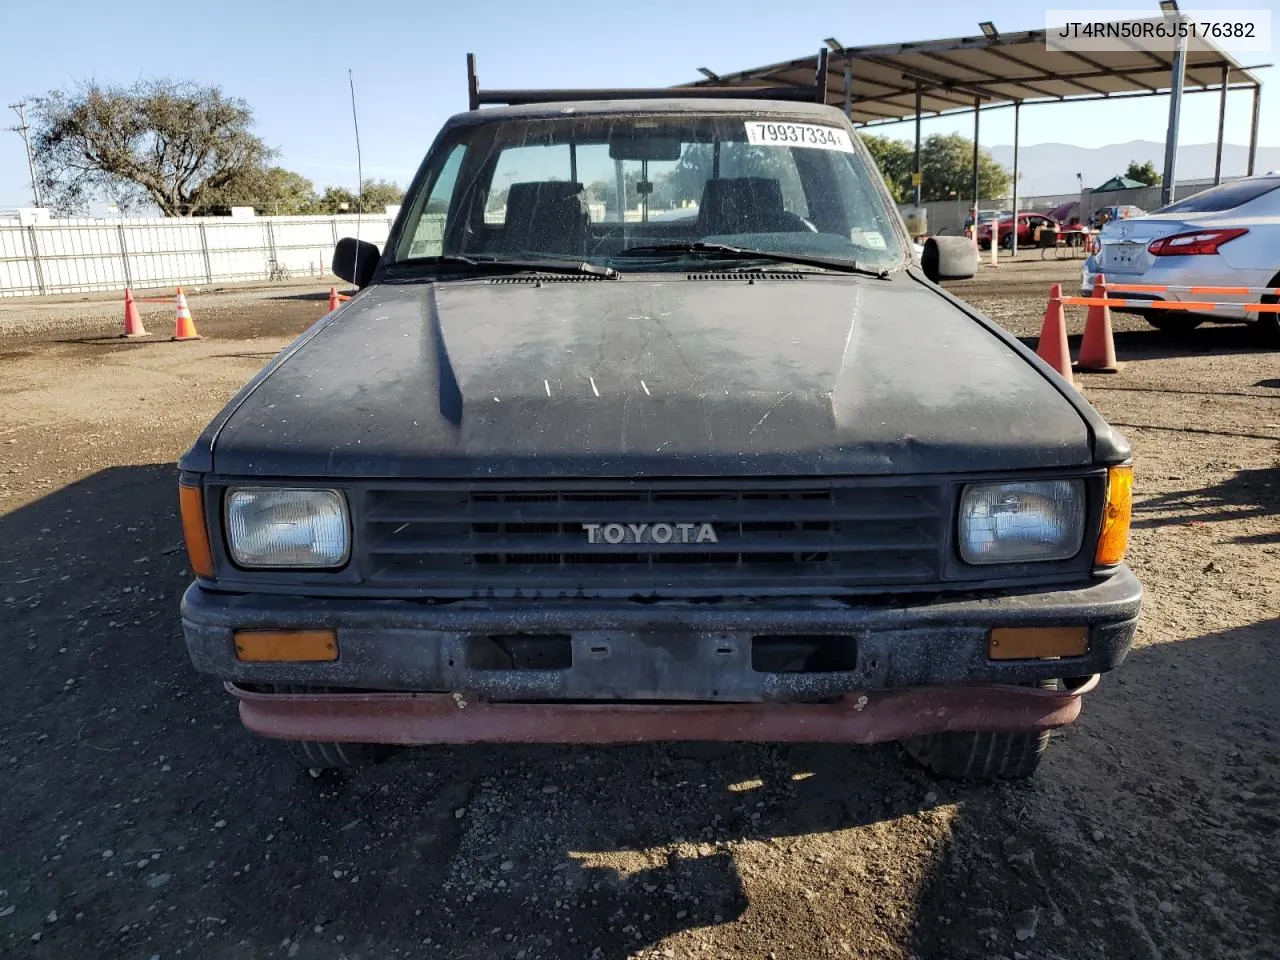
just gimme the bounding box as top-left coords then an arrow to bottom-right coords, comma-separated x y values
977,212 -> 1060,249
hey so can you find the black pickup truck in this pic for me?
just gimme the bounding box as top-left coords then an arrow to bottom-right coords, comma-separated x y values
178,66 -> 1140,780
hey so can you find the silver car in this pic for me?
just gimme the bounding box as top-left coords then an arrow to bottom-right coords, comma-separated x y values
1082,173 -> 1280,343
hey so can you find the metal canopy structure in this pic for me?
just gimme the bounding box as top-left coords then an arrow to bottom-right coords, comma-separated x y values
681,26 -> 1263,128
681,14 -> 1266,253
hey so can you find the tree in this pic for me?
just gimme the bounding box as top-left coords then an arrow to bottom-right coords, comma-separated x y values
358,179 -> 406,212
585,170 -> 648,212
317,179 -> 406,214
317,186 -> 358,214
860,134 -> 915,203
204,166 -> 318,216
917,133 -> 1010,203
30,78 -> 272,216
663,144 -> 715,207
658,143 -> 806,210
1124,160 -> 1162,186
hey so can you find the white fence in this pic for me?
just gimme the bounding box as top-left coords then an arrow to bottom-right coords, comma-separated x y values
0,210 -> 404,298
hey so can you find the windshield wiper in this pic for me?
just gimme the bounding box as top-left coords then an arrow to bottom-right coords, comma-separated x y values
392,254 -> 617,278
613,242 -> 891,279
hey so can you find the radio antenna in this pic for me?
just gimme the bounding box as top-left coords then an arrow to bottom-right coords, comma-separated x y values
348,68 -> 364,290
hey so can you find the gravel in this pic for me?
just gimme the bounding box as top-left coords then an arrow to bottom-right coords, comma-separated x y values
1,256 -> 1276,959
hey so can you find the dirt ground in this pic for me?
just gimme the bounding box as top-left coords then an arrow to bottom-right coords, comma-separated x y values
1,256 -> 1277,960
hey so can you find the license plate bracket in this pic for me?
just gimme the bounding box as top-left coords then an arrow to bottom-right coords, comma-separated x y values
1108,240 -> 1145,265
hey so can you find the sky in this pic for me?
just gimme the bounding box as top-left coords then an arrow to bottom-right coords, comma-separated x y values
1,0 -> 1276,209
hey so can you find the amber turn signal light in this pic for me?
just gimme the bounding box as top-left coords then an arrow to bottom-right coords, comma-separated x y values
234,629 -> 338,662
179,482 -> 215,579
1095,464 -> 1133,566
988,626 -> 1088,660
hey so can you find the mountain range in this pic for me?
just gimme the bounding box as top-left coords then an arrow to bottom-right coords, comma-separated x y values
983,140 -> 1280,197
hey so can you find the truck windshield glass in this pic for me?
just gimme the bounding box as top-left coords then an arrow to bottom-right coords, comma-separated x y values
394,113 -> 907,272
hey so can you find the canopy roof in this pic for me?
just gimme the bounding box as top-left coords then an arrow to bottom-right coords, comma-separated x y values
1095,175 -> 1150,191
681,24 -> 1265,126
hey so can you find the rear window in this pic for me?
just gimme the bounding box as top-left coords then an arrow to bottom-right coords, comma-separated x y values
1157,179 -> 1279,214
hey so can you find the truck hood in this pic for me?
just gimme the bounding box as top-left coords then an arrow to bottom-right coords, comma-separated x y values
208,275 -> 1091,478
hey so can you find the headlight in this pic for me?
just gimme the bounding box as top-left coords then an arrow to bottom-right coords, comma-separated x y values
225,488 -> 350,568
959,480 -> 1085,564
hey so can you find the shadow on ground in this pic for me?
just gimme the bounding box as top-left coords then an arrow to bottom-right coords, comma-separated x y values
269,290 -> 343,303
1,466 -> 1277,959
1131,465 -> 1280,537
909,615 -> 1280,959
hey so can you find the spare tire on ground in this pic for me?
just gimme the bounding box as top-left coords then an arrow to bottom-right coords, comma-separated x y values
921,236 -> 978,282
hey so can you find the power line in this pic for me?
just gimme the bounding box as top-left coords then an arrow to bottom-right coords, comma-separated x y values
6,101 -> 44,208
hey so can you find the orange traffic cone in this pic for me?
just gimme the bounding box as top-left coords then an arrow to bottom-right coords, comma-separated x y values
171,287 -> 202,341
1035,283 -> 1074,388
328,286 -> 339,312
122,288 -> 149,338
1076,274 -> 1119,373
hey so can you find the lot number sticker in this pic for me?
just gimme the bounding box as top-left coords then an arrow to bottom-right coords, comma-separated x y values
745,122 -> 854,152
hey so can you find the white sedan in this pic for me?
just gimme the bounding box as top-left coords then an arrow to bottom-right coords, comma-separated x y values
1082,173 -> 1280,342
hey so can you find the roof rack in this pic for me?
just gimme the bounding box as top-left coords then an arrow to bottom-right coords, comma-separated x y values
465,50 -> 831,111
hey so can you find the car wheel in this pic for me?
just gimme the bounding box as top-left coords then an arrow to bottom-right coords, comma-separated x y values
1143,313 -> 1205,335
1000,233 -> 1013,250
901,680 -> 1058,780
1258,275 -> 1280,346
271,685 -> 394,769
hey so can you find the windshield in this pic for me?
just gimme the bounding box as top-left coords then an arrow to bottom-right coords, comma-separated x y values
1156,178 -> 1279,214
392,112 -> 907,273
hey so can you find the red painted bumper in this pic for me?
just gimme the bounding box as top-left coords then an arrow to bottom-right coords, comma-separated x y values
227,676 -> 1100,746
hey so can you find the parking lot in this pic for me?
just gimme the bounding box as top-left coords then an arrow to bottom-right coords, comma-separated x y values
1,257 -> 1277,959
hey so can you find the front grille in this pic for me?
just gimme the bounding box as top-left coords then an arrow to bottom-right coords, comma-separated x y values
360,479 -> 946,596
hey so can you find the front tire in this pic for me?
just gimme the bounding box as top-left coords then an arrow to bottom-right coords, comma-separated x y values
270,685 -> 393,769
902,728 -> 1050,780
284,739 -> 388,769
902,680 -> 1059,781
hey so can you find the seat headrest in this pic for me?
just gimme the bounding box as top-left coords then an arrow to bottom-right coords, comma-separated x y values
698,177 -> 785,234
504,181 -> 586,222
499,181 -> 588,255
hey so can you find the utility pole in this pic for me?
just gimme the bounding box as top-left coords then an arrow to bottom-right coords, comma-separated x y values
7,101 -> 44,208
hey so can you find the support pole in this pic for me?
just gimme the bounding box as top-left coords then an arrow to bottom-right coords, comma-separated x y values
614,158 -> 625,224
972,97 -> 980,252
1160,18 -> 1187,207
1214,66 -> 1229,185
1011,101 -> 1020,258
466,53 -> 479,111
815,47 -> 830,104
8,102 -> 43,208
1247,84 -> 1261,176
843,57 -> 852,119
913,81 -> 922,208
117,222 -> 132,289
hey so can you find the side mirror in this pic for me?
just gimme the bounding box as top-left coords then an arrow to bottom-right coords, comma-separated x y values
920,236 -> 977,282
333,237 -> 381,288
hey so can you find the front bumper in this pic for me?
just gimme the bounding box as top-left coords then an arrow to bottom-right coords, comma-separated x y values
226,675 -> 1101,745
182,568 -> 1141,741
